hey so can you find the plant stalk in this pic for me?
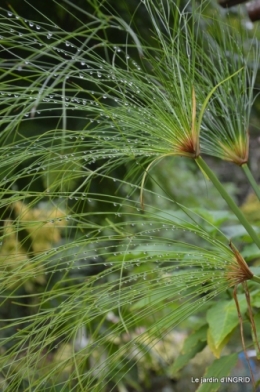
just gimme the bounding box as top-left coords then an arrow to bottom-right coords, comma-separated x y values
241,163 -> 260,201
252,275 -> 260,284
196,156 -> 260,250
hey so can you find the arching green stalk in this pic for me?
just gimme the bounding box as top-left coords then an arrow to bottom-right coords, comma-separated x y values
241,163 -> 260,201
196,67 -> 244,139
196,156 -> 260,250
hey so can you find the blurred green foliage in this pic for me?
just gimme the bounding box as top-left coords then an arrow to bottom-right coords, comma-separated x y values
0,1 -> 260,391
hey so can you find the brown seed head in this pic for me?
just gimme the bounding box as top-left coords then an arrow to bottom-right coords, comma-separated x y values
226,241 -> 253,287
218,131 -> 249,166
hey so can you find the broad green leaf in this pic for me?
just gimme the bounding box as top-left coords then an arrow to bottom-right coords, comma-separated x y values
181,324 -> 208,352
206,296 -> 247,349
207,328 -> 233,358
192,209 -> 232,227
250,286 -> 260,308
0,0 -> 258,391
250,312 -> 260,359
196,353 -> 238,392
171,324 -> 207,376
171,341 -> 206,377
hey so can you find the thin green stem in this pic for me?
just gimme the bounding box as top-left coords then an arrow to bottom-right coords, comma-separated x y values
241,163 -> 260,201
197,68 -> 243,139
252,275 -> 260,285
196,156 -> 260,250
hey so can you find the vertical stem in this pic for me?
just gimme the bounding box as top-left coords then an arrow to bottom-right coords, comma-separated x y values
195,156 -> 260,250
241,163 -> 260,201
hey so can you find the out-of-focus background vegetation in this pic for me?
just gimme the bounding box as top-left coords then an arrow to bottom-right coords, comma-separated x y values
0,0 -> 260,391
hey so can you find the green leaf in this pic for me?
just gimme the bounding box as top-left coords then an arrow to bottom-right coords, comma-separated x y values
196,353 -> 238,392
250,312 -> 260,358
182,324 -> 208,352
207,328 -> 233,359
250,286 -> 260,308
191,209 -> 232,227
171,324 -> 208,376
206,296 -> 247,349
172,341 -> 206,377
0,0 -> 258,390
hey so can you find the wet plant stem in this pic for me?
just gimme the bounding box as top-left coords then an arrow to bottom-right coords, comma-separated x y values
196,156 -> 260,250
241,163 -> 260,201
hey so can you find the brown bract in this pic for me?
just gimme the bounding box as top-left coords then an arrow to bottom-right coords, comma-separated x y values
218,131 -> 249,165
226,241 -> 253,286
176,88 -> 200,158
177,135 -> 199,157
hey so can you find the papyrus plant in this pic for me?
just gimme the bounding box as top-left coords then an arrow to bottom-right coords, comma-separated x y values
0,0 -> 260,391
